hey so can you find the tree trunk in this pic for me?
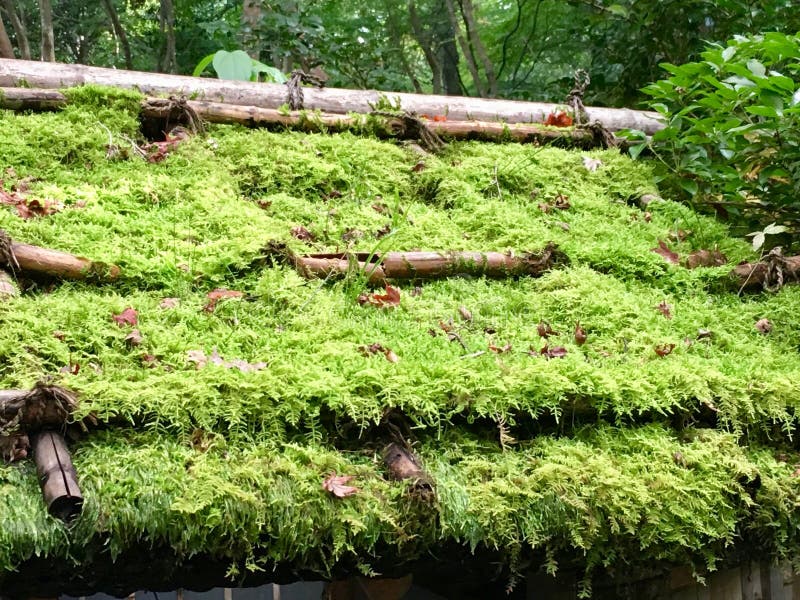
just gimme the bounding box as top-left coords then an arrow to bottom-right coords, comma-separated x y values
241,0 -> 262,60
38,0 -> 54,62
100,0 -> 133,70
444,0 -> 484,97
434,0 -> 461,95
2,0 -> 30,60
159,0 -> 177,73
459,0 -> 496,96
0,10 -> 13,58
0,59 -> 665,133
408,0 -> 442,94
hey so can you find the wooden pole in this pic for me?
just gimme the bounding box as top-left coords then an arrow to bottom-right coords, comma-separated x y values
32,431 -> 82,521
0,59 -> 664,134
1,230 -> 120,281
0,89 -> 600,146
289,245 -> 567,284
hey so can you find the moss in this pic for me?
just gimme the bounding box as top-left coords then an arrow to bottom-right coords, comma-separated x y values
0,92 -> 799,586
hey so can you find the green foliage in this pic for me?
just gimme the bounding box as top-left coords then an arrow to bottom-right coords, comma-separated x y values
643,33 -> 800,239
194,49 -> 287,83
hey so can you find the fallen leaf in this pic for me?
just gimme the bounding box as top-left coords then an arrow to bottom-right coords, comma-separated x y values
358,342 -> 385,356
341,228 -> 364,242
685,249 -> 728,269
52,330 -> 66,341
697,329 -> 713,340
112,307 -> 138,327
582,156 -> 603,172
643,212 -> 652,222
555,221 -> 571,231
574,322 -> 587,346
204,288 -> 245,313
372,202 -> 390,215
141,354 -> 159,367
540,344 -> 568,359
438,319 -> 454,333
483,326 -> 497,335
537,320 -> 558,339
256,199 -> 272,210
384,348 -> 400,363
432,115 -> 447,122
411,161 -> 426,172
322,473 -> 359,498
125,329 -> 143,347
15,198 -> 62,219
755,318 -> 773,334
291,226 -> 315,242
159,297 -> 180,309
651,240 -> 680,264
374,224 -> 392,239
59,363 -> 80,375
538,202 -> 553,213
554,194 -> 571,210
186,349 -> 208,368
654,343 -> 676,357
458,306 -> 473,322
359,284 -> 401,308
669,229 -> 690,242
544,111 -> 573,127
655,301 -> 672,319
488,342 -> 512,353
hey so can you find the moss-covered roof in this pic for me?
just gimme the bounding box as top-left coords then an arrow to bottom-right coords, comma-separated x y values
1,87 -> 800,596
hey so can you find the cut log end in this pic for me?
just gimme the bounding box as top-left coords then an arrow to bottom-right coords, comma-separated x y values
32,431 -> 83,522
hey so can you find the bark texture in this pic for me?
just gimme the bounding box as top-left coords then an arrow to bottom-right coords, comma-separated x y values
38,0 -> 54,61
0,59 -> 664,133
1,0 -> 30,59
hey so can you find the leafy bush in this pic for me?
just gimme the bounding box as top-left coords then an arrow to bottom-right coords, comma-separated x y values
639,33 -> 800,240
193,49 -> 287,83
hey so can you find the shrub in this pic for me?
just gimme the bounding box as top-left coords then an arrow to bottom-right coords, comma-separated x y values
638,33 -> 800,242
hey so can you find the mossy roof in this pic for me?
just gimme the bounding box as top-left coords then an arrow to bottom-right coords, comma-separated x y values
1,86 -> 800,594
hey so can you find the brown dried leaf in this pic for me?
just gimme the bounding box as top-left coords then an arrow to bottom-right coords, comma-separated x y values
384,348 -> 400,363
125,329 -> 143,347
643,211 -> 652,223
291,226 -> 315,242
372,202 -> 390,215
322,473 -> 359,498
755,318 -> 773,334
159,297 -> 180,309
697,329 -> 713,341
538,202 -> 552,214
488,342 -> 512,354
554,194 -> 571,210
204,288 -> 245,313
685,249 -> 728,269
374,224 -> 392,239
540,344 -> 568,359
59,363 -> 80,375
411,161 -> 426,172
359,284 -> 401,308
341,227 -> 364,242
574,322 -> 587,346
654,343 -> 676,357
655,301 -> 672,319
112,307 -> 138,327
651,240 -> 680,264
458,306 -> 473,322
537,320 -> 558,339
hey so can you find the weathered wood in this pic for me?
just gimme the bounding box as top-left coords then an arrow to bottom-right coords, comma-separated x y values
32,431 -> 83,522
0,59 -> 664,134
290,244 -> 567,284
0,89 -> 600,145
0,230 -> 120,281
731,253 -> 800,292
0,86 -> 66,110
0,383 -> 77,431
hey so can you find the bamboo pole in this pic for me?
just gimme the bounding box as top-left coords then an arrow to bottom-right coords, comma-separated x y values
0,59 -> 664,134
0,89 -> 598,145
289,244 -> 567,284
1,230 -> 120,281
32,431 -> 83,522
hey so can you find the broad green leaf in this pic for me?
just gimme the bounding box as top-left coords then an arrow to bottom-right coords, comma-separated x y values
679,179 -> 698,195
745,105 -> 779,118
193,53 -> 216,78
628,143 -> 647,159
747,59 -> 766,78
722,46 -> 736,62
212,50 -> 253,81
719,148 -> 734,159
763,223 -> 788,235
251,60 -> 288,83
607,4 -> 629,17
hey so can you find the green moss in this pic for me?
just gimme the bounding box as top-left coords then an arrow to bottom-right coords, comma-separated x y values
0,93 -> 799,585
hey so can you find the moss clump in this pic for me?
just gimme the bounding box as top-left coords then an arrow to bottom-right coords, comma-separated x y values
0,91 -> 799,590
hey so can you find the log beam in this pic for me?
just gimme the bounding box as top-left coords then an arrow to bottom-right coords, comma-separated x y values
32,431 -> 83,522
1,229 -> 120,281
288,244 -> 567,284
0,59 -> 664,134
